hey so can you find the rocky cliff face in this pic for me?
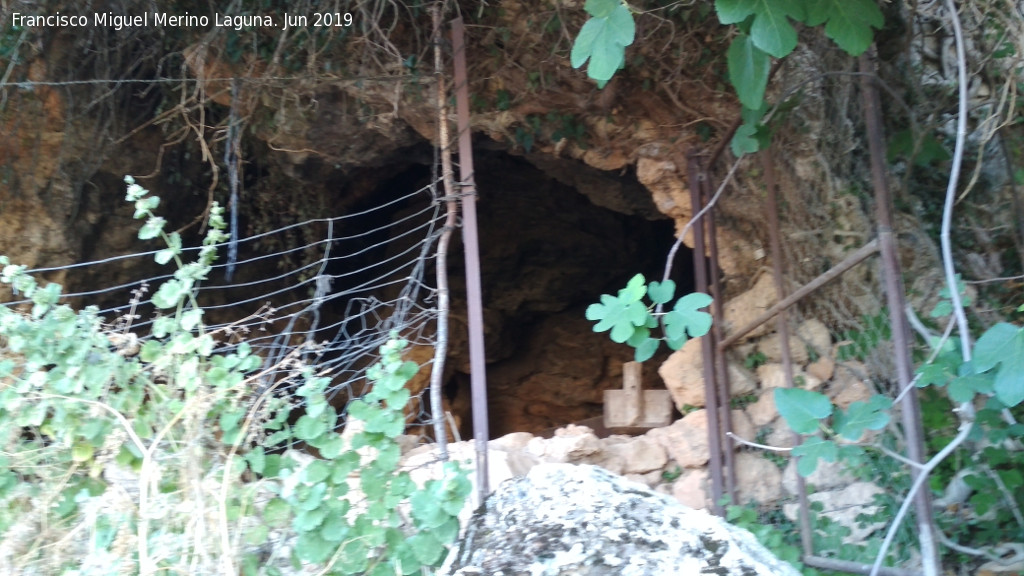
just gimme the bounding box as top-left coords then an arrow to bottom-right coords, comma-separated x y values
0,0 -> 943,437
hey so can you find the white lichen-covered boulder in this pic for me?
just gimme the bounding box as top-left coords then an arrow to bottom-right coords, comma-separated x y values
439,463 -> 801,576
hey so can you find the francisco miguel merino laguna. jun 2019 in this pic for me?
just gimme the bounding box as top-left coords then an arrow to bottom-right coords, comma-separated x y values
10,11 -> 352,31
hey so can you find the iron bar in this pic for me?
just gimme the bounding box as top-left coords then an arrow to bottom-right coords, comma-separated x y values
688,152 -> 724,516
858,52 -> 938,573
451,17 -> 490,502
717,238 -> 880,350
803,555 -> 924,576
760,148 -> 814,557
701,161 -> 736,502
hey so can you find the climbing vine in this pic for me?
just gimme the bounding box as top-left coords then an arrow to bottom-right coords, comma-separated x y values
570,0 -> 884,154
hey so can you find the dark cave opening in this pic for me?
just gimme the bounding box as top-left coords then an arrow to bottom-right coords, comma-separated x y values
415,147 -> 695,439
69,137 -> 696,442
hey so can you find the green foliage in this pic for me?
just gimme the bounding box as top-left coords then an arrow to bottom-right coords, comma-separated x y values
774,387 -> 891,476
836,311 -> 890,361
726,32 -> 772,110
570,0 -> 636,86
928,273 -> 971,318
715,0 -> 805,59
0,178 -> 468,573
774,387 -> 833,434
888,129 -> 951,167
744,350 -> 768,370
567,0 -> 885,154
972,322 -> 1024,407
714,0 -> 883,154
586,274 -> 713,362
724,502 -> 822,575
802,0 -> 884,56
277,339 -> 470,574
514,112 -> 590,153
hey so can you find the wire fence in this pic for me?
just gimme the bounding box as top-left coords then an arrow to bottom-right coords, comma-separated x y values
3,174 -> 450,437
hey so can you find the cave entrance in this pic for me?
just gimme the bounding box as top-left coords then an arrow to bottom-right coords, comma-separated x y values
436,147 -> 695,439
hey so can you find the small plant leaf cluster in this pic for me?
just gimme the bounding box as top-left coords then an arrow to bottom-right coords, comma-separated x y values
570,0 -> 636,87
775,387 -> 893,477
777,284 -> 1024,482
717,0 -> 883,155
569,0 -> 884,154
0,178 -> 469,574
270,338 -> 471,574
586,273 -> 713,362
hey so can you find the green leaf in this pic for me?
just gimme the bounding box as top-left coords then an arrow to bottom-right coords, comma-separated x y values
294,531 -> 334,563
716,0 -> 804,57
138,216 -> 166,240
748,0 -> 802,57
180,308 -> 204,331
620,273 -> 647,302
587,288 -> 651,344
948,362 -> 995,403
727,33 -> 771,110
634,337 -> 660,362
774,388 -> 833,434
804,0 -> 883,56
834,394 -> 891,440
584,0 -> 619,18
731,121 -> 762,156
571,4 -> 635,83
663,292 -> 714,341
152,279 -> 190,309
303,460 -> 331,484
973,322 -> 1024,407
293,415 -> 329,441
792,436 -> 838,476
647,279 -> 676,305
408,531 -> 445,565
245,447 -> 266,474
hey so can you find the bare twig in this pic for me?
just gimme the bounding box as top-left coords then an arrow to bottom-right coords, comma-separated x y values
869,2 -> 976,574
429,3 -> 454,460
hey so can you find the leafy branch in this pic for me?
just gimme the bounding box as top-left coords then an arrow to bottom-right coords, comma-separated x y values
569,0 -> 884,154
586,273 -> 712,362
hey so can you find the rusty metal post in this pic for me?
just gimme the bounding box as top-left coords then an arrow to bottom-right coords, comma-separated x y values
760,148 -> 814,557
700,165 -> 736,502
451,17 -> 490,502
859,52 -> 938,571
688,152 -> 725,515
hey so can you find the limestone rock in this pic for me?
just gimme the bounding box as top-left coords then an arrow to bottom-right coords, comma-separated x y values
734,452 -> 784,505
806,356 -> 835,382
730,409 -> 756,446
756,363 -> 822,391
729,365 -> 758,396
440,463 -> 802,576
783,481 -> 885,544
658,339 -> 757,409
490,431 -> 536,452
646,410 -> 710,468
600,437 -> 669,475
827,361 -> 874,409
526,426 -> 601,463
746,389 -> 779,427
797,319 -> 832,359
722,273 -> 780,342
756,333 -> 810,365
764,421 -> 798,449
756,363 -> 789,389
658,337 -> 705,408
671,468 -> 710,510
